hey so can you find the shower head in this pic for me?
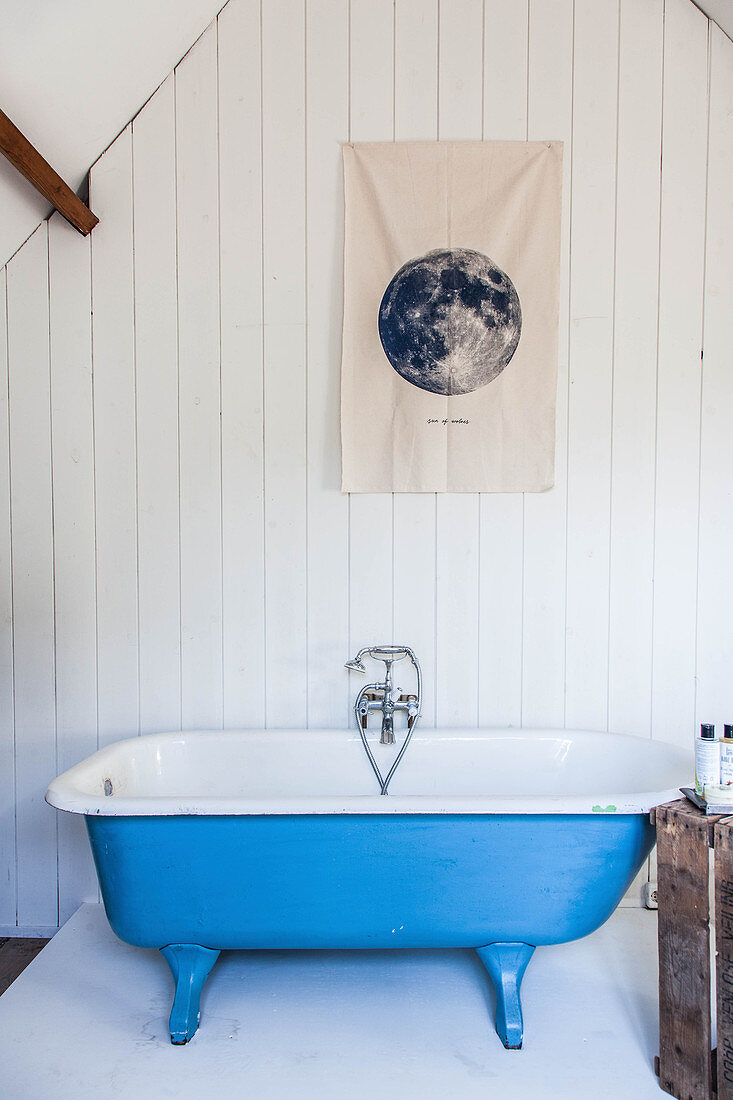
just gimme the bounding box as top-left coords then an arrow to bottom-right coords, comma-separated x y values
344,657 -> 367,673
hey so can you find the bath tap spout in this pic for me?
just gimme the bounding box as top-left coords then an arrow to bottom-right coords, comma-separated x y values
381,703 -> 395,745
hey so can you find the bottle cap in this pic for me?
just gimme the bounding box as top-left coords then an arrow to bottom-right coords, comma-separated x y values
725,725 -> 733,739
701,723 -> 716,739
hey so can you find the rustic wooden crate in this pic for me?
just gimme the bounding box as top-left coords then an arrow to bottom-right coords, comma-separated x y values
654,799 -> 733,1100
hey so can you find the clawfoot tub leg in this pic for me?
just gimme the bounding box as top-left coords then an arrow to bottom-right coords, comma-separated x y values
476,942 -> 535,1049
160,944 -> 220,1044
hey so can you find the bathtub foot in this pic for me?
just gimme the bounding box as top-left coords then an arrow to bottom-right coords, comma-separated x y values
476,942 -> 535,1049
161,944 -> 220,1045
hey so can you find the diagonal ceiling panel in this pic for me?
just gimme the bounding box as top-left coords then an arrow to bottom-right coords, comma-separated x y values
0,0 -> 224,265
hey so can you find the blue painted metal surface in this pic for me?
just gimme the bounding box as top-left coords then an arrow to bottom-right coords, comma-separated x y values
476,943 -> 535,1049
161,944 -> 220,1044
85,812 -> 654,1044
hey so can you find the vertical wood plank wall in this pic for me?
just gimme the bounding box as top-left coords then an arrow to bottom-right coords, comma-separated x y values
0,0 -> 731,933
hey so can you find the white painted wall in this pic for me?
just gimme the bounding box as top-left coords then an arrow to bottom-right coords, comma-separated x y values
0,0 -> 731,934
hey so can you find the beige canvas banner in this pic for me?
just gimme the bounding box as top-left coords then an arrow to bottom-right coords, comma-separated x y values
341,141 -> 563,493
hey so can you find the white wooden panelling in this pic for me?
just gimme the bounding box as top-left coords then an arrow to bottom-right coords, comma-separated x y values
610,0 -> 665,901
564,0 -> 619,731
348,0 -> 395,656
48,217 -> 98,921
394,0 -> 438,138
393,0 -> 438,726
696,26 -> 733,728
522,0 -> 573,729
218,0 -> 266,729
478,0 -> 528,729
261,0 -> 308,728
175,26 -> 223,731
483,0 -> 529,142
651,0 -> 709,748
393,495 -> 438,723
90,128 -> 139,747
478,500 -> 524,729
608,0 -> 663,736
1,0 -> 731,928
438,0 -> 484,141
435,494 -> 480,727
6,224 -> 57,927
349,0 -> 394,143
435,0 -> 483,727
132,75 -> 181,736
0,268 -> 14,926
306,0 -> 351,728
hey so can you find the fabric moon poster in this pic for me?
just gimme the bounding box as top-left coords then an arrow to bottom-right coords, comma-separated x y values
340,141 -> 563,493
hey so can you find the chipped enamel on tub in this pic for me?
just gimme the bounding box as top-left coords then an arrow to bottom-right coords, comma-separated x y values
46,728 -> 690,1050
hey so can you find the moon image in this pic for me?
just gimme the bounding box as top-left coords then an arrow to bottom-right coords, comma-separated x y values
378,248 -> 522,396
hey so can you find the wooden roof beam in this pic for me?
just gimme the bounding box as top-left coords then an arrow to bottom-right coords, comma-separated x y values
0,107 -> 98,236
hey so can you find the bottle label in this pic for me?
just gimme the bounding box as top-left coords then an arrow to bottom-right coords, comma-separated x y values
721,742 -> 733,785
696,739 -> 720,795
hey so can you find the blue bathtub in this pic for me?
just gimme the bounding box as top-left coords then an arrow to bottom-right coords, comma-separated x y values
46,728 -> 689,1048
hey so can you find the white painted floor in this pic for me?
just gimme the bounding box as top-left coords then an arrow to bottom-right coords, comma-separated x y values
0,903 -> 662,1099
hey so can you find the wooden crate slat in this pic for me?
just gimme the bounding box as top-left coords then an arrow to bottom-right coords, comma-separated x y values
657,800 -> 714,1100
716,819 -> 733,1099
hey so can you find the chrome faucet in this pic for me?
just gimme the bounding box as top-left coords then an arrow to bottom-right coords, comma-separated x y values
344,646 -> 422,794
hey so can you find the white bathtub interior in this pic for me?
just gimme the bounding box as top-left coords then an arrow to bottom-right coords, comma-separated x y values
45,728 -> 692,817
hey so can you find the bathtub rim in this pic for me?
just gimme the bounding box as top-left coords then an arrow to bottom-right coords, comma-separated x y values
45,726 -> 691,818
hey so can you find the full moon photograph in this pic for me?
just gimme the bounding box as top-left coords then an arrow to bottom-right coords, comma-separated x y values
378,247 -> 522,396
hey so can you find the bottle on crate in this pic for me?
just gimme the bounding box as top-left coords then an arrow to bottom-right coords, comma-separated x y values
695,723 -> 719,797
721,724 -> 733,787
